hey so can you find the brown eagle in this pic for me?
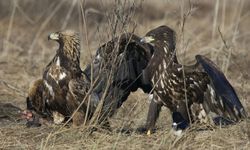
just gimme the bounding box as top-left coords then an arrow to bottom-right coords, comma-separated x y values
25,31 -> 153,128
140,25 -> 247,135
26,30 -> 91,126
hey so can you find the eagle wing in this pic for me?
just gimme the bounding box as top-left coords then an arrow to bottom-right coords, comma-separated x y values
196,55 -> 247,123
83,33 -> 153,114
84,32 -> 153,91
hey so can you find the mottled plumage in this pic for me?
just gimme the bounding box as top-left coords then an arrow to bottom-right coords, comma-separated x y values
141,25 -> 247,134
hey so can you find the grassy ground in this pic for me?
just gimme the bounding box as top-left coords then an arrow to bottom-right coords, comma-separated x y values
0,0 -> 250,149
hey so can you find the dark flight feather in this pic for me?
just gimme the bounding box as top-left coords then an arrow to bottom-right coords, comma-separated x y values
83,33 -> 153,124
196,55 -> 247,121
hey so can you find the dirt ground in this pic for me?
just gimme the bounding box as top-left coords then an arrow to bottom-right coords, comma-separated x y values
0,0 -> 250,149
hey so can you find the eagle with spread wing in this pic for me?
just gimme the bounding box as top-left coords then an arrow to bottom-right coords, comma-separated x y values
140,25 -> 247,135
83,33 -> 153,127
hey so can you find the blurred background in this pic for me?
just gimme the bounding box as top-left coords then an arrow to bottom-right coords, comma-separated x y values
0,0 -> 249,149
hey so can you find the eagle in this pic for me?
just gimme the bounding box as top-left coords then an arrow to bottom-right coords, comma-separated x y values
26,30 -> 92,127
82,33 -> 153,127
25,31 -> 154,128
140,25 -> 247,135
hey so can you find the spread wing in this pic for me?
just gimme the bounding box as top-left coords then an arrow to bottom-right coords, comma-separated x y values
83,33 -> 153,111
196,55 -> 247,122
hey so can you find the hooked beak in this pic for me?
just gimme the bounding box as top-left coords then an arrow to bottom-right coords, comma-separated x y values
140,36 -> 155,43
48,32 -> 59,41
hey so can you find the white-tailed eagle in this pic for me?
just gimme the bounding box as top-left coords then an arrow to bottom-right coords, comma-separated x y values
140,25 -> 247,135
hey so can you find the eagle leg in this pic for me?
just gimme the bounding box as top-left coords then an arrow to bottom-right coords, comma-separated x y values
144,99 -> 163,135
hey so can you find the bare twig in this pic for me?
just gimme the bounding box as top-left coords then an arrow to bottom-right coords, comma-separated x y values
27,0 -> 65,57
218,27 -> 229,50
180,0 -> 193,124
2,0 -> 16,57
61,0 -> 77,30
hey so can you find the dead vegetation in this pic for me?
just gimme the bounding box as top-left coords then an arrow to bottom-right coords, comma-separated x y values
0,0 -> 250,149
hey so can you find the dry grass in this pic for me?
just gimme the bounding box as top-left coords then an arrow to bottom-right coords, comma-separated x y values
0,0 -> 250,149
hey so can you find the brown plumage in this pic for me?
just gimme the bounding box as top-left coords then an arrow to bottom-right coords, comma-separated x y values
140,25 -> 247,134
26,30 -> 90,126
26,79 -> 46,116
26,31 -> 154,128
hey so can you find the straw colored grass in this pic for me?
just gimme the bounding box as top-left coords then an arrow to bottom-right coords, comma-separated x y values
0,0 -> 249,149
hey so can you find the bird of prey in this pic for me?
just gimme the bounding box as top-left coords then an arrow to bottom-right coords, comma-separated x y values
83,33 -> 153,127
25,31 -> 153,128
140,25 -> 247,135
26,30 -> 93,127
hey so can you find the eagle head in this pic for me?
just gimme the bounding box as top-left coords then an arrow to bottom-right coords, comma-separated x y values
140,35 -> 155,44
140,25 -> 176,50
48,30 -> 80,62
48,30 -> 79,43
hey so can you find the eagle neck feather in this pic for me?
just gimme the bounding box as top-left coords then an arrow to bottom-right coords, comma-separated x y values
58,39 -> 80,65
